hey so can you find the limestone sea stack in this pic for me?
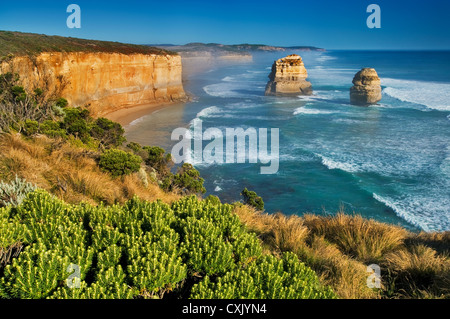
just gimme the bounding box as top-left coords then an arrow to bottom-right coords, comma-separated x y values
350,68 -> 382,106
265,54 -> 312,96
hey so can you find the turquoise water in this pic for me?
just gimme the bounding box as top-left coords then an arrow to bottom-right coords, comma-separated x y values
124,51 -> 450,232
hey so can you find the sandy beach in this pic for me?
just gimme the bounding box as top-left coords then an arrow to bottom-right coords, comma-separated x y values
104,101 -> 181,127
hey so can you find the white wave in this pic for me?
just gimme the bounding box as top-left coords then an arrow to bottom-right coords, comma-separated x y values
293,107 -> 335,115
203,83 -> 235,98
203,82 -> 259,98
382,78 -> 450,111
297,94 -> 329,102
373,193 -> 426,230
317,154 -> 360,173
222,76 -> 235,82
196,106 -> 221,119
332,118 -> 364,124
128,117 -> 145,127
214,186 -> 222,192
373,193 -> 450,232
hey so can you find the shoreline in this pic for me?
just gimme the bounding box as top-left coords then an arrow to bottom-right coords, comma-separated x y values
103,55 -> 253,127
104,100 -> 185,127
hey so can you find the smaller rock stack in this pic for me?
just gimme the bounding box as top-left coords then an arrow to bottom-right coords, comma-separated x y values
265,54 -> 312,96
350,68 -> 382,106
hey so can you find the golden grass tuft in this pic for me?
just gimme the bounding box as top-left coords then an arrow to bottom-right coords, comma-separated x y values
233,204 -> 449,299
302,212 -> 409,263
383,245 -> 450,298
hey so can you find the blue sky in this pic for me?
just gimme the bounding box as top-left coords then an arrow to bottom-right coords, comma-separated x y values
0,0 -> 449,50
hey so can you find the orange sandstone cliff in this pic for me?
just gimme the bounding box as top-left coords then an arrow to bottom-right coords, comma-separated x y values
0,52 -> 186,117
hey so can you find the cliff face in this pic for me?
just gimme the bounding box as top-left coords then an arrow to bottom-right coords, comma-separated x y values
265,54 -> 312,96
0,52 -> 186,117
350,68 -> 382,106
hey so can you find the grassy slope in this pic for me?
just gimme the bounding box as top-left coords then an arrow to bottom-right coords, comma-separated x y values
0,31 -> 177,58
0,133 -> 180,206
233,206 -> 450,299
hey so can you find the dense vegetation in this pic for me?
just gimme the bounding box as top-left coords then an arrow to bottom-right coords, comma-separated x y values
0,190 -> 336,299
0,31 -> 176,59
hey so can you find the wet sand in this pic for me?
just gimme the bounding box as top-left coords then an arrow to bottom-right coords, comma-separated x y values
104,101 -> 177,127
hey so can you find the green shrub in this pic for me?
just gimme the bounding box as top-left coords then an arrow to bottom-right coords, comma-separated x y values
99,149 -> 142,178
126,142 -> 142,154
1,243 -> 71,299
241,188 -> 264,211
205,195 -> 221,206
11,85 -> 26,102
39,120 -> 67,139
190,252 -> 337,299
22,120 -> 39,136
166,163 -> 206,195
90,118 -> 126,148
143,146 -> 173,174
62,108 -> 91,142
55,98 -> 68,108
0,189 -> 336,300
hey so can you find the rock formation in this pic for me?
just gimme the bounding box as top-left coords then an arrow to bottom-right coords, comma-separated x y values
350,68 -> 382,106
265,54 -> 312,96
0,52 -> 186,117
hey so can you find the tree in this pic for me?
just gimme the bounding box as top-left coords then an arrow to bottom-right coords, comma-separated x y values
241,188 -> 264,211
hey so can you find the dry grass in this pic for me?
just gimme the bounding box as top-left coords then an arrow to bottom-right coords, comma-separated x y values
0,133 -> 180,205
302,212 -> 408,263
297,235 -> 379,299
383,245 -> 450,298
233,205 -> 379,298
233,204 -> 449,299
232,205 -> 309,253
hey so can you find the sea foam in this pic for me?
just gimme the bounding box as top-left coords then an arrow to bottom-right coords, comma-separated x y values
293,107 -> 335,115
382,78 -> 450,111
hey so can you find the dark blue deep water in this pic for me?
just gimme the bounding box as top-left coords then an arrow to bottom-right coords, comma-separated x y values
124,51 -> 450,232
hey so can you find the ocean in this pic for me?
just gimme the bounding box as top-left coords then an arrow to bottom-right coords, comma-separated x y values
124,50 -> 450,232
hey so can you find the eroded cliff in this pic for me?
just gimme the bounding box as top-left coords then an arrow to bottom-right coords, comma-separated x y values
1,51 -> 186,117
265,54 -> 312,96
350,68 -> 382,106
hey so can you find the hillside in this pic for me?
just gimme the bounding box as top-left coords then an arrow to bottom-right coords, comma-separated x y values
153,42 -> 324,57
0,31 -> 175,58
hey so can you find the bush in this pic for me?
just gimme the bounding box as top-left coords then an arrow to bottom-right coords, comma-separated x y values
90,118 -> 126,148
205,195 -> 221,206
0,176 -> 37,208
126,142 -> 143,154
241,188 -> 264,211
22,120 -> 39,136
39,120 -> 67,139
99,149 -> 142,178
162,164 -> 206,195
55,98 -> 68,108
62,108 -> 91,142
0,73 -> 66,133
143,146 -> 173,176
0,190 -> 335,300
